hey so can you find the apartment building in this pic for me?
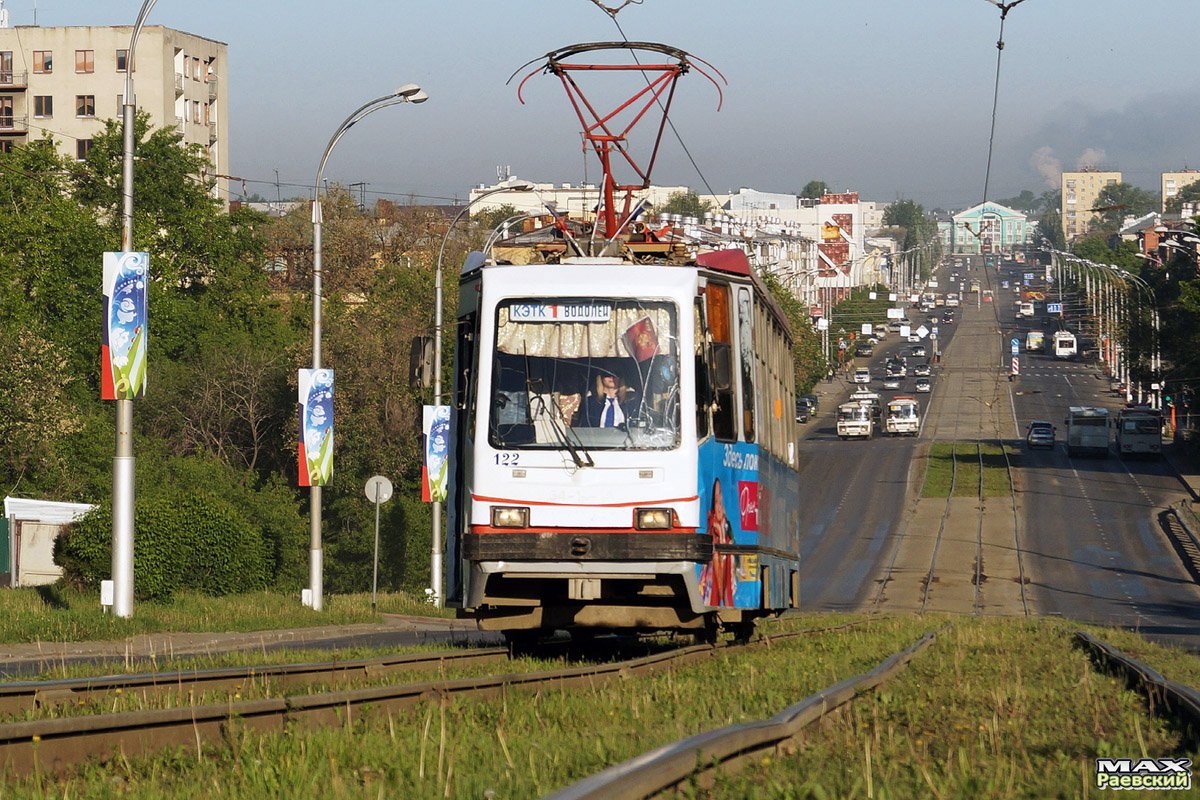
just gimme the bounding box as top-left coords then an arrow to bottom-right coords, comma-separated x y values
0,24 -> 227,199
1162,169 -> 1200,213
1060,168 -> 1120,240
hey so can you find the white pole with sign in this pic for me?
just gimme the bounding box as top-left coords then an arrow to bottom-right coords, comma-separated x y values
364,475 -> 393,612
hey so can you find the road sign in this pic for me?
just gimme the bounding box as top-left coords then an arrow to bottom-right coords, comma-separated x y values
1002,281 -> 1010,289
364,475 -> 393,504
932,326 -> 939,335
1047,303 -> 1062,314
916,325 -> 929,338
1011,356 -> 1020,375
1010,338 -> 1020,354
1024,272 -> 1034,281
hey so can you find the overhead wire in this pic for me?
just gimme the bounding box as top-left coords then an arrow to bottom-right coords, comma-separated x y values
980,0 -> 1029,205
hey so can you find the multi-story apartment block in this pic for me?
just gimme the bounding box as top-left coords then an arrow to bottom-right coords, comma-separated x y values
1060,169 -> 1120,241
1161,169 -> 1200,213
0,23 -> 227,200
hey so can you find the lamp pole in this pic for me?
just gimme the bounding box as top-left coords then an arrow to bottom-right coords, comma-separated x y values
428,179 -> 534,608
111,0 -> 159,619
308,85 -> 428,612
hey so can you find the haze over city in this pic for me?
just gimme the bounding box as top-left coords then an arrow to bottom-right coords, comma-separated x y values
8,0 -> 1199,208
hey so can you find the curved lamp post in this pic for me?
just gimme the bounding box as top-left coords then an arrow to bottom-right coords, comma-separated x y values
308,84 -> 428,612
429,178 -> 533,608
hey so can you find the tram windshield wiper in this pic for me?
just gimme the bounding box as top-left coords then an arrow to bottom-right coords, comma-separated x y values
527,383 -> 594,468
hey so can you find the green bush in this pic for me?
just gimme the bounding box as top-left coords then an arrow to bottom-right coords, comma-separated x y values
56,493 -> 270,601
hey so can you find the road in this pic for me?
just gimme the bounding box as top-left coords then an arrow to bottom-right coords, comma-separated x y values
795,256 -> 1200,649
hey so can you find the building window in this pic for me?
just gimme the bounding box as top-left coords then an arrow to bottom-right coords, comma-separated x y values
0,97 -> 12,128
76,139 -> 92,160
75,50 -> 94,73
33,51 -> 52,73
116,49 -> 129,72
76,95 -> 95,117
0,51 -> 12,84
33,95 -> 52,117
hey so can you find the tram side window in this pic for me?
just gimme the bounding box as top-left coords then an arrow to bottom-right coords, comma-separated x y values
737,288 -> 756,443
706,283 -> 736,442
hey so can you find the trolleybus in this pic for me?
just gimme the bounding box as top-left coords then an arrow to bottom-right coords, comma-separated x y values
1115,406 -> 1163,458
1053,330 -> 1077,360
1065,406 -> 1110,457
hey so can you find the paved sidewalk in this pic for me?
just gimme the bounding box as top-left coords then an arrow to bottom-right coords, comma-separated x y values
0,615 -> 494,678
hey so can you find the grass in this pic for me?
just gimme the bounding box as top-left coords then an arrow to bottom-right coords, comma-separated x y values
951,445 -> 981,498
980,442 -> 1014,497
0,587 -> 454,646
922,443 -> 956,498
1,616 -> 1198,797
694,617 -> 1199,799
922,442 -> 1012,499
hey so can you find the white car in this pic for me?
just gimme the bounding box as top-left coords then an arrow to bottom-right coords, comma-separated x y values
853,368 -> 871,384
883,377 -> 901,390
915,377 -> 932,393
908,334 -> 921,343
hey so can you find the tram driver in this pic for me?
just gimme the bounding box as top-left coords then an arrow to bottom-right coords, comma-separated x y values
583,372 -> 639,428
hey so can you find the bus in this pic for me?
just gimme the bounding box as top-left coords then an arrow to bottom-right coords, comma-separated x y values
1026,330 -> 1045,352
885,396 -> 920,436
837,402 -> 874,439
445,247 -> 801,642
1065,406 -> 1110,457
1053,330 -> 1077,360
1115,406 -> 1163,458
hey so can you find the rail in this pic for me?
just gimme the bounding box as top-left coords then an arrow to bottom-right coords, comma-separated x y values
543,629 -> 941,800
0,646 -> 509,718
0,620 -> 876,776
1074,631 -> 1200,732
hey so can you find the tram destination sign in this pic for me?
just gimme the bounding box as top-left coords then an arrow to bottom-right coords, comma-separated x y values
510,302 -> 612,322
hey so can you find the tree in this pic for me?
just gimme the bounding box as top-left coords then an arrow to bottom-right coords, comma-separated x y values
760,273 -> 827,393
1165,180 -> 1200,216
1089,182 -> 1158,232
1035,208 -> 1066,251
996,189 -> 1038,212
882,200 -> 940,279
800,180 -> 828,199
657,190 -> 712,218
473,203 -> 522,232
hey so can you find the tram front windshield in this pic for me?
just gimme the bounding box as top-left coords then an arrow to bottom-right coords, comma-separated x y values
489,298 -> 680,451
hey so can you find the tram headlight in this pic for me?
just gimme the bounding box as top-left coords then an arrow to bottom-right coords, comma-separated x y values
635,508 -> 674,530
491,506 -> 529,528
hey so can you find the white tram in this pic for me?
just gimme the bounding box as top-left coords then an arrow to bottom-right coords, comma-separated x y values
444,248 -> 801,639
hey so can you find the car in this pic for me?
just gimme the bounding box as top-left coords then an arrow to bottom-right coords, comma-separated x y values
868,335 -> 880,345
908,334 -> 921,343
1025,420 -> 1056,449
915,377 -> 932,393
795,399 -> 810,424
883,376 -> 901,390
801,394 -> 819,412
941,314 -> 954,324
853,368 -> 871,384
913,363 -> 931,377
856,345 -> 874,357
911,345 -> 927,358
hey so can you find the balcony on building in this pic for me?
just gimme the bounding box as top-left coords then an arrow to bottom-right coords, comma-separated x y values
0,71 -> 28,91
0,115 -> 29,135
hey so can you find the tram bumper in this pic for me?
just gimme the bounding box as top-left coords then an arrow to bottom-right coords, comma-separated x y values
464,559 -> 709,629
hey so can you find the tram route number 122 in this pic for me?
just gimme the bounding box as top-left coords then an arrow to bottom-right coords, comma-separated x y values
495,453 -> 520,466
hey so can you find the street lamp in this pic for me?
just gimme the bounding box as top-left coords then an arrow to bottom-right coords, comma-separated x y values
307,84 -> 428,612
428,177 -> 533,608
110,0 -> 160,619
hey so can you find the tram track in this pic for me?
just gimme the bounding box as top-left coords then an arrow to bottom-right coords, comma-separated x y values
870,259 -> 1029,617
0,619 -> 880,776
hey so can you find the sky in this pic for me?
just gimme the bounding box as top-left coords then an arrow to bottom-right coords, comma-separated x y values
7,0 -> 1200,211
